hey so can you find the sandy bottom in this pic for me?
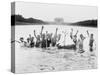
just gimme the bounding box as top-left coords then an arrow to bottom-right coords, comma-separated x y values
15,43 -> 97,73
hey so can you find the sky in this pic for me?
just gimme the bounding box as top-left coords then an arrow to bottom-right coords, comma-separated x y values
14,1 -> 98,22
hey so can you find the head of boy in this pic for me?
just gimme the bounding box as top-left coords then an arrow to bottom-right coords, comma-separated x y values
42,33 -> 45,39
37,35 -> 40,40
80,34 -> 83,39
31,37 -> 34,41
90,34 -> 93,38
27,38 -> 30,42
20,37 -> 24,42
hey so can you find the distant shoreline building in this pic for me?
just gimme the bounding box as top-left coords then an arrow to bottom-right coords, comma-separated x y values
54,18 -> 64,24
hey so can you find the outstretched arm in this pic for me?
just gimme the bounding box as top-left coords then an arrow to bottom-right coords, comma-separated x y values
11,40 -> 20,43
70,28 -> 73,39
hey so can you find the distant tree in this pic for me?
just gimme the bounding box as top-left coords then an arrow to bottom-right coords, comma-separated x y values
70,19 -> 97,27
11,14 -> 45,26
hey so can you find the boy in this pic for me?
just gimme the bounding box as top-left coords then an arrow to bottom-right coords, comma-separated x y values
87,30 -> 94,52
34,30 -> 41,47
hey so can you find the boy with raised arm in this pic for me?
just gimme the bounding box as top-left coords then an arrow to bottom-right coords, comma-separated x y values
40,26 -> 46,48
51,28 -> 58,47
34,30 -> 41,47
26,34 -> 35,47
45,31 -> 52,47
70,28 -> 78,50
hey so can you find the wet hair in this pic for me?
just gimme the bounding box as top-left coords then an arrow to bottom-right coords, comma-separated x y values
29,34 -> 31,36
31,37 -> 34,41
80,34 -> 83,38
37,35 -> 40,40
37,35 -> 40,38
91,34 -> 93,36
80,34 -> 83,37
27,38 -> 30,42
74,35 -> 77,38
20,37 -> 24,41
31,37 -> 34,39
42,33 -> 45,38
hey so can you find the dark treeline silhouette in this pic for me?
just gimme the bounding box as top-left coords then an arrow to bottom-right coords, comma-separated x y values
11,14 -> 97,27
70,20 -> 97,27
11,14 -> 47,26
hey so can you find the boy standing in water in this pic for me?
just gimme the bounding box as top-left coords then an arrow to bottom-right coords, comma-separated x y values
41,33 -> 46,48
51,28 -> 58,47
78,34 -> 85,53
87,30 -> 94,52
46,31 -> 52,47
70,28 -> 78,50
40,26 -> 47,48
30,37 -> 35,47
26,38 -> 31,47
26,34 -> 35,48
89,34 -> 94,52
34,30 -> 41,47
19,37 -> 26,47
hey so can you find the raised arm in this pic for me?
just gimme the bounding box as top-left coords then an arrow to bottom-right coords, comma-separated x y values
57,34 -> 61,42
86,30 -> 90,37
40,26 -> 44,37
54,28 -> 58,38
75,30 -> 79,36
70,28 -> 73,39
34,30 -> 37,39
83,35 -> 86,40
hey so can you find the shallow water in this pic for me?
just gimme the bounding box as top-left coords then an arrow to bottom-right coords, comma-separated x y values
13,25 -> 98,73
